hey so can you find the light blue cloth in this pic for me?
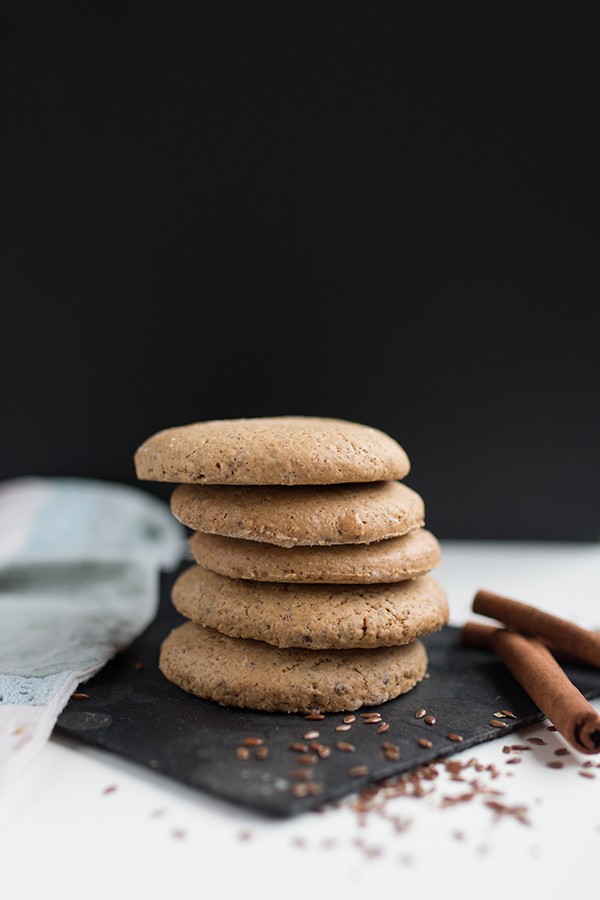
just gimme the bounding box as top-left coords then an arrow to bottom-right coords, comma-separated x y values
0,478 -> 186,789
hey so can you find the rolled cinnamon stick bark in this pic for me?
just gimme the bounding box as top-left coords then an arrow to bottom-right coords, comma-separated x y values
473,589 -> 600,667
461,620 -> 584,665
488,629 -> 600,754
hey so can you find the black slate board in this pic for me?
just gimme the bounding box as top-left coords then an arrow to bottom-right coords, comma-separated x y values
56,567 -> 600,817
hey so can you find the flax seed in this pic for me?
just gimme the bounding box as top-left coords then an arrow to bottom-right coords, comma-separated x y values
133,661 -> 145,671
384,747 -> 400,760
73,693 -> 89,700
493,712 -> 506,718
489,720 -> 508,729
501,710 -> 517,718
336,724 -> 352,732
316,745 -> 332,759
579,770 -> 596,779
242,737 -> 264,747
235,747 -> 250,760
337,741 -> 356,752
303,730 -> 320,740
255,746 -> 269,760
415,709 -> 427,719
305,713 -> 325,720
447,733 -> 463,742
527,737 -> 546,745
298,754 -> 318,765
349,765 -> 369,778
424,715 -> 436,726
289,769 -> 314,781
417,738 -> 433,748
506,757 -> 521,765
344,715 -> 356,724
546,761 -> 564,769
555,748 -> 570,756
290,742 -> 309,753
377,723 -> 390,734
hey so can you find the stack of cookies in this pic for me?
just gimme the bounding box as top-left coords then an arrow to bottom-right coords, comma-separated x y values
134,416 -> 448,714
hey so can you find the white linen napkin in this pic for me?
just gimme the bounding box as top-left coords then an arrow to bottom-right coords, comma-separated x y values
0,477 -> 186,792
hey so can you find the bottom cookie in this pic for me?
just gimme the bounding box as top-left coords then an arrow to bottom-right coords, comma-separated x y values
159,622 -> 428,713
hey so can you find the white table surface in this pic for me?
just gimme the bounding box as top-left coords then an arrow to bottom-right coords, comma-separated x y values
2,539 -> 600,900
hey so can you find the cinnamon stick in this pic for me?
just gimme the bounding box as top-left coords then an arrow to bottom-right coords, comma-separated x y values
473,589 -> 600,667
461,620 -> 584,665
488,629 -> 600,755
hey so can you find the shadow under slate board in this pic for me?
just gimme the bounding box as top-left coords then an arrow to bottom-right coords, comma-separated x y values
57,567 -> 600,817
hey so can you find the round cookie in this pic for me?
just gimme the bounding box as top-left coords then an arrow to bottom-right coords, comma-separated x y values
134,416 -> 410,485
172,566 -> 449,649
159,622 -> 428,713
171,481 -> 425,547
188,528 -> 441,584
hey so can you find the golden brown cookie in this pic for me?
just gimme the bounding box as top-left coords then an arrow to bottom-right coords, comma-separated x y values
188,528 -> 441,584
134,416 -> 410,485
172,566 -> 448,649
159,622 -> 428,713
170,481 -> 424,547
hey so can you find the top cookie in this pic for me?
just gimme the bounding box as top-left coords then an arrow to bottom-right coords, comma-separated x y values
134,416 -> 410,485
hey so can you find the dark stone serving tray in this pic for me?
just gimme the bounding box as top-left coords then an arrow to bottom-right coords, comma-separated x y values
56,567 -> 600,817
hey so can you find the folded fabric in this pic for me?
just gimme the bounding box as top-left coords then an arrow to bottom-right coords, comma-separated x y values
0,477 -> 186,793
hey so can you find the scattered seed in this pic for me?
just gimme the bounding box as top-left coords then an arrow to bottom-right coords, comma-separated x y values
73,693 -> 89,700
555,748 -> 570,757
417,738 -> 432,749
384,747 -> 400,761
298,754 -> 319,765
489,720 -> 508,729
377,723 -> 390,734
360,711 -> 379,718
582,761 -> 595,768
336,741 -> 356,752
546,761 -> 564,769
527,737 -> 546,745
238,830 -> 253,841
424,715 -> 437,726
235,746 -> 250,760
171,828 -> 187,840
579,771 -> 596,779
363,717 -> 382,725
289,769 -> 314,781
255,746 -> 269,760
502,709 -> 517,718
349,765 -> 369,778
102,784 -> 118,794
290,742 -> 309,753
305,713 -> 325,720
547,725 -> 558,732
506,757 -> 522,765
316,745 -> 332,759
446,733 -> 464,743
303,730 -> 320,740
511,744 -> 532,751
344,715 -> 356,724
133,661 -> 145,671
292,782 -> 322,797
415,709 -> 427,719
336,724 -> 352,732
502,746 -> 512,754
493,712 -> 506,718
242,737 -> 264,747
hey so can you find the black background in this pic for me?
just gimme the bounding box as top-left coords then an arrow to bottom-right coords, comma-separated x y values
3,4 -> 599,540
